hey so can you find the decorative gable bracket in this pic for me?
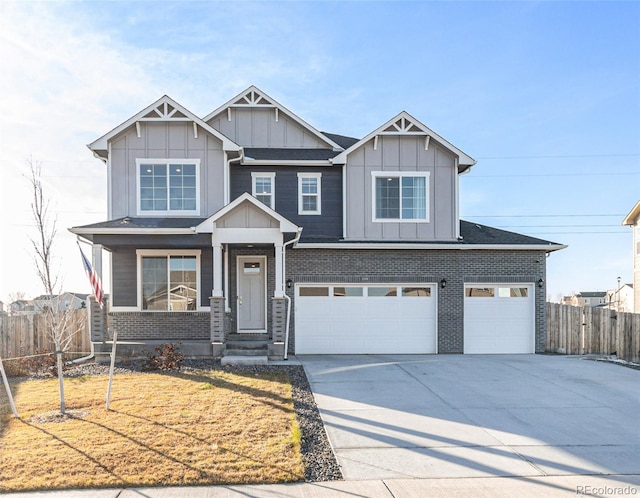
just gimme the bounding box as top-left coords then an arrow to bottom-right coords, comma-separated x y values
373,115 -> 431,151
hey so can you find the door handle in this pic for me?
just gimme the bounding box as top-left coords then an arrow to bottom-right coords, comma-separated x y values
238,296 -> 243,305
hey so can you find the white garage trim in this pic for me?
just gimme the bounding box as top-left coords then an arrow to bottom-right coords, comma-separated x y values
464,283 -> 535,354
295,283 -> 438,354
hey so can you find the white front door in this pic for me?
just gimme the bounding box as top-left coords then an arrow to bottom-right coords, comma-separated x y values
237,256 -> 267,332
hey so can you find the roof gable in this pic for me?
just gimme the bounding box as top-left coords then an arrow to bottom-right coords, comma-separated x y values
195,193 -> 298,233
204,86 -> 342,151
332,111 -> 476,171
88,95 -> 241,158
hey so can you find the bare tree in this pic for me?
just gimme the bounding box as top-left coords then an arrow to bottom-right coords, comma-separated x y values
27,158 -> 82,414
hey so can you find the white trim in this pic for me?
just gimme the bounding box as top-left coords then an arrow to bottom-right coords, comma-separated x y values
136,158 -> 201,216
371,171 -> 430,223
204,86 -> 343,151
136,249 -> 202,312
196,192 -> 298,234
295,242 -> 568,252
331,111 -> 476,168
107,142 -> 113,219
236,255 -> 268,333
251,172 -> 276,209
298,172 -> 322,215
89,95 -> 241,153
342,163 -> 347,239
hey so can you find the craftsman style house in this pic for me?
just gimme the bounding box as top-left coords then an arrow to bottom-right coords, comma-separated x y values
71,86 -> 565,360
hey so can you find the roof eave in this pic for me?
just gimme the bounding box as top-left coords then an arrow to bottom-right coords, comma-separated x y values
295,242 -> 567,252
622,200 -> 640,225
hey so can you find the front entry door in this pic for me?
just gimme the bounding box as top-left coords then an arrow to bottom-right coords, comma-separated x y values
237,256 -> 267,332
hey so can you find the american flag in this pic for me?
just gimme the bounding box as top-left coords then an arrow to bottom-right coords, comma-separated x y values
79,244 -> 103,309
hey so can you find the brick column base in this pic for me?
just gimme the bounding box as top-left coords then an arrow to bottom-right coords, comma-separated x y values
210,297 -> 226,356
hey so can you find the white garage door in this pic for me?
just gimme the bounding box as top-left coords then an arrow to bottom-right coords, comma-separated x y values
464,284 -> 535,354
295,284 -> 437,354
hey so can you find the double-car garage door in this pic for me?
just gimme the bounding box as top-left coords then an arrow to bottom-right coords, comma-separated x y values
295,282 -> 535,354
295,284 -> 437,354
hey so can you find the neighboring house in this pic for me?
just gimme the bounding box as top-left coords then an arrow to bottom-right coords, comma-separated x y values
623,200 -> 640,313
605,283 -> 634,313
563,291 -> 608,308
9,299 -> 36,315
34,293 -> 89,312
0,300 -> 6,315
70,86 -> 565,358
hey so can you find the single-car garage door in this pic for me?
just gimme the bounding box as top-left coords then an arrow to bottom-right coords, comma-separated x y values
464,284 -> 535,354
295,284 -> 437,354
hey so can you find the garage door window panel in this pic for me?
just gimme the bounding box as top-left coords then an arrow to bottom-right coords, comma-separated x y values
402,287 -> 431,297
368,287 -> 397,297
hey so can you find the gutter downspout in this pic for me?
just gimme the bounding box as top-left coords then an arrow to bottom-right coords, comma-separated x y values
225,149 -> 244,205
282,228 -> 303,360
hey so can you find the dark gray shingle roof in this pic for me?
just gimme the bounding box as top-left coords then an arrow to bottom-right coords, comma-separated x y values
244,148 -> 340,161
74,217 -> 205,230
321,132 -> 360,149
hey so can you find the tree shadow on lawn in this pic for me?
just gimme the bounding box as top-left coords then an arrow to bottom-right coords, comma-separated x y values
85,410 -> 303,484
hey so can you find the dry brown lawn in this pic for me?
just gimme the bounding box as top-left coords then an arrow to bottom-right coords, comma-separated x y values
0,369 -> 304,491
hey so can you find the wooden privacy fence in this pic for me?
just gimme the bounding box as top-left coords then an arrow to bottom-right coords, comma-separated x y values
546,303 -> 640,363
0,310 -> 90,359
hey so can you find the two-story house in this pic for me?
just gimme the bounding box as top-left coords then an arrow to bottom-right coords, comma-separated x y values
71,86 -> 565,360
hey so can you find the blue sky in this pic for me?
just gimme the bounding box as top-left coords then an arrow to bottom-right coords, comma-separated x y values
0,0 -> 638,303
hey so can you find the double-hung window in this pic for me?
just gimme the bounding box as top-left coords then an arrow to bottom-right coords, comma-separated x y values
138,250 -> 200,311
251,172 -> 276,209
298,172 -> 322,215
137,159 -> 200,215
372,172 -> 429,222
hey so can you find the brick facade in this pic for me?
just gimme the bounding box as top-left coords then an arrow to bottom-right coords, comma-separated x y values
104,246 -> 547,356
109,311 -> 210,340
284,248 -> 547,354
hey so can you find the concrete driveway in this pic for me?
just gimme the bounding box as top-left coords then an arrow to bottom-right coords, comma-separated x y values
299,354 -> 640,484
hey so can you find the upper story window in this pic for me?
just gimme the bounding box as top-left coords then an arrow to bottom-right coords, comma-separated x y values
137,159 -> 200,215
298,172 -> 322,215
372,171 -> 429,222
251,172 -> 276,209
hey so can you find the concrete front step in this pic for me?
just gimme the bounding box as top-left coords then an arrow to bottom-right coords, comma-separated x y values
227,333 -> 269,341
226,341 -> 268,350
224,349 -> 268,356
221,355 -> 268,366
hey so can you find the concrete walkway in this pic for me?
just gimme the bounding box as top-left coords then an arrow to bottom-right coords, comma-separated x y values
1,475 -> 639,497
299,354 -> 640,483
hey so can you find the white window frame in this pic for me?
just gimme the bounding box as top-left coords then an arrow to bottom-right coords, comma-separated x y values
297,172 -> 322,215
251,172 -> 276,209
136,249 -> 202,312
371,171 -> 430,223
136,158 -> 200,216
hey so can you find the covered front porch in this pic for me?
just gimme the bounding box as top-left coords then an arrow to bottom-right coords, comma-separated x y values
196,193 -> 300,361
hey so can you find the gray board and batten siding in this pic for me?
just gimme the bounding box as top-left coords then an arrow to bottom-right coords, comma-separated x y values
207,107 -> 332,149
345,135 -> 458,242
109,121 -> 227,219
230,165 -> 342,241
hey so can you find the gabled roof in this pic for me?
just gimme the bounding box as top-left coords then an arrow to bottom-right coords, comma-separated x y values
196,192 -> 299,234
204,86 -> 343,151
331,111 -> 476,172
321,132 -> 360,149
622,200 -> 640,226
88,95 -> 241,159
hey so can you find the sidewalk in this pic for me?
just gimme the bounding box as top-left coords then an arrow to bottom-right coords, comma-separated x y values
2,475 -> 639,498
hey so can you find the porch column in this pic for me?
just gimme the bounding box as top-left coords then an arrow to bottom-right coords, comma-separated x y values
274,243 -> 284,298
92,244 -> 103,280
212,243 -> 223,297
